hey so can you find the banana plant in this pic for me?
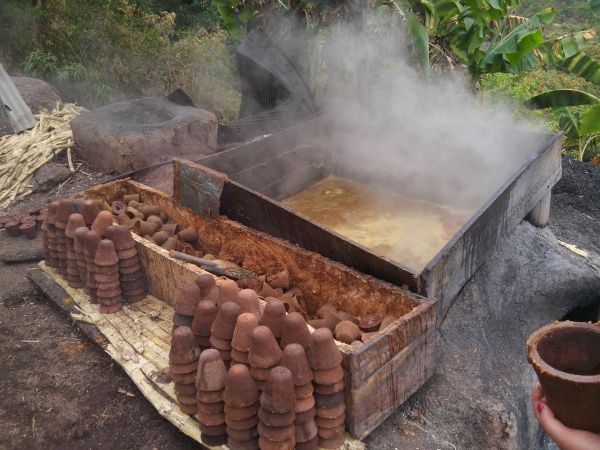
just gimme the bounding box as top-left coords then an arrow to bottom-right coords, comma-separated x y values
527,89 -> 600,161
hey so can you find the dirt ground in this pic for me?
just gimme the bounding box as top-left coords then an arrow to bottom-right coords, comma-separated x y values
0,155 -> 599,450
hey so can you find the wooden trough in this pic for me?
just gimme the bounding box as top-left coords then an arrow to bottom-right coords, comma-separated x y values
189,117 -> 563,316
30,179 -> 439,441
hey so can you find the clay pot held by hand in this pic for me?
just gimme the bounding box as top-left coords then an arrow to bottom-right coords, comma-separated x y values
527,321 -> 600,433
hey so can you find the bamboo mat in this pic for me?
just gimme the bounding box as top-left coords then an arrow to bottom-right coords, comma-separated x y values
37,262 -> 365,450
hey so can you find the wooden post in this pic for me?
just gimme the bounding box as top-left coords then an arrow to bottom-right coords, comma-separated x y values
527,191 -> 551,228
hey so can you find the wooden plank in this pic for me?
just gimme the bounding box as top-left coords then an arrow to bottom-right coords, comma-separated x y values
173,158 -> 227,218
0,63 -> 35,133
421,134 -> 562,315
346,329 -> 440,439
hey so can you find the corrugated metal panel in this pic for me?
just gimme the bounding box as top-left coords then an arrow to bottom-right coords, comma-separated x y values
0,63 -> 36,133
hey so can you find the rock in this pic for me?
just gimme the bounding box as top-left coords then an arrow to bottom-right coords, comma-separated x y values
0,231 -> 44,262
71,97 -> 218,174
11,76 -> 62,114
365,222 -> 600,450
32,163 -> 71,192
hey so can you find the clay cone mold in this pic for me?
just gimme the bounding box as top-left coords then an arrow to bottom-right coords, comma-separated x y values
218,279 -> 240,306
527,321 -> 600,432
281,344 -> 313,387
224,364 -> 260,408
196,349 -> 227,392
249,326 -> 282,370
169,326 -> 199,364
231,348 -> 250,365
211,301 -> 241,340
196,273 -> 219,303
257,408 -> 296,427
308,328 -> 342,371
334,320 -> 361,344
177,226 -> 198,242
280,312 -> 311,350
91,210 -> 114,237
174,283 -> 201,317
81,200 -> 100,226
260,298 -> 286,340
192,300 -> 218,339
55,199 -> 75,229
294,420 -> 318,444
312,366 -> 344,386
232,313 -> 259,353
112,225 -> 136,250
198,400 -> 226,415
238,289 -> 261,318
94,240 -> 119,267
260,366 -> 296,414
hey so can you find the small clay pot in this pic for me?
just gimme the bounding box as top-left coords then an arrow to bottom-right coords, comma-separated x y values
295,382 -> 315,400
527,321 -> 600,433
197,389 -> 225,404
281,344 -> 313,386
196,349 -> 227,392
81,200 -> 100,226
260,298 -> 286,339
73,226 -> 89,254
238,289 -> 261,318
257,422 -> 294,442
218,279 -> 240,306
4,220 -> 21,237
260,366 -> 296,414
175,382 -> 197,396
19,222 -> 36,239
55,198 -> 76,228
249,326 -> 283,369
260,282 -> 283,299
224,364 -> 259,408
308,328 -> 343,371
91,211 -> 114,237
198,400 -> 226,415
161,223 -> 180,236
125,207 -> 144,220
224,401 -> 259,420
226,425 -> 259,441
122,194 -> 139,204
83,230 -> 102,260
232,313 -> 259,352
111,201 -> 127,216
118,255 -> 140,268
112,225 -> 135,250
146,215 -> 163,227
294,420 -> 318,443
334,320 -> 361,344
152,230 -> 169,246
47,200 -> 59,224
315,402 -> 345,419
178,226 -> 198,242
312,366 -> 344,386
314,380 -> 344,396
134,220 -> 158,236
196,273 -> 219,303
280,312 -> 311,350
250,366 -> 272,381
175,283 -> 202,317
314,413 -> 345,429
117,247 -> 138,260
115,213 -> 131,227
169,326 -> 199,364
358,313 -> 382,332
94,240 -> 119,267
231,348 -> 250,365
138,204 -> 161,217
192,300 -> 218,337
210,334 -> 233,351
211,301 -> 241,340
258,408 -> 295,427
65,213 -> 86,239
161,236 -> 178,251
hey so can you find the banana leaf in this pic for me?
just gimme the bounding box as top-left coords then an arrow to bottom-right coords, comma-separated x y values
562,52 -> 600,85
556,107 -> 580,139
579,104 -> 600,135
525,89 -> 600,109
408,16 -> 431,81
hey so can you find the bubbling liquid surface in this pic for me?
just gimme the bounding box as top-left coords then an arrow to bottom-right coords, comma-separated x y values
283,175 -> 469,272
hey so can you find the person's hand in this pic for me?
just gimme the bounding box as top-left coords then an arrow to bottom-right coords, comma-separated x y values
532,383 -> 600,450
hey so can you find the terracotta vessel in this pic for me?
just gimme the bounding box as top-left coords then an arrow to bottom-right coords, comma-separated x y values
211,301 -> 241,340
334,320 -> 361,344
224,364 -> 259,408
169,326 -> 199,364
232,313 -> 259,352
238,289 -> 261,318
280,312 -> 311,350
65,213 -> 86,239
138,204 -> 161,217
55,199 -> 76,228
91,210 -> 114,237
19,222 -> 36,239
192,300 -> 218,336
94,240 -> 119,266
218,279 -> 240,306
177,226 -> 198,242
134,220 -> 158,236
257,408 -> 295,427
123,194 -> 139,204
5,220 -> 21,237
260,298 -> 286,339
151,230 -> 169,245
196,349 -> 227,392
308,328 -> 343,371
83,230 -> 102,260
161,223 -> 179,236
527,321 -> 600,433
196,273 -> 219,303
281,343 -> 313,386
112,225 -> 135,250
260,366 -> 296,414
111,201 -> 127,216
313,365 -> 344,386
161,236 -> 178,251
248,326 -> 282,369
81,200 -> 100,226
175,283 -> 201,316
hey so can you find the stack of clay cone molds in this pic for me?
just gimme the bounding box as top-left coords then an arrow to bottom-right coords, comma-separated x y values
91,210 -> 113,238
210,301 -> 240,368
65,213 -> 85,288
192,300 -> 217,352
196,273 -> 220,304
258,366 -> 296,450
231,313 -> 259,366
280,312 -> 311,351
174,283 -> 201,332
169,326 -> 201,415
196,349 -> 227,446
81,199 -> 100,227
83,230 -> 101,303
238,289 -> 262,318
224,364 -> 260,450
260,298 -> 286,344
308,328 -> 345,449
54,199 -> 75,276
94,239 -> 122,314
248,326 -> 282,393
218,279 -> 240,307
112,225 -> 146,303
43,201 -> 59,268
73,226 -> 90,294
282,344 -> 318,450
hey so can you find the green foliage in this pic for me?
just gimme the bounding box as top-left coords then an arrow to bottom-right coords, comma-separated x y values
0,0 -> 239,119
526,89 -> 600,108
